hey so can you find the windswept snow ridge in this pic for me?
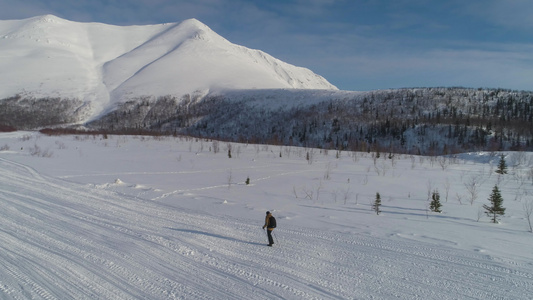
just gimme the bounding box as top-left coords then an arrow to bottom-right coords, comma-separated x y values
1,132 -> 532,299
0,15 -> 337,120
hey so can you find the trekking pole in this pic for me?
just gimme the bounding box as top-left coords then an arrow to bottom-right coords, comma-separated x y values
273,230 -> 280,247
264,228 -> 269,244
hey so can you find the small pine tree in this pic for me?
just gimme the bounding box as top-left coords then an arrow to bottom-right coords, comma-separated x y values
430,190 -> 442,213
495,154 -> 507,174
484,185 -> 506,223
373,192 -> 381,215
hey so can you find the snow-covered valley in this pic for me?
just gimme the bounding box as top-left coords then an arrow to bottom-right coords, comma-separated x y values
1,132 -> 532,299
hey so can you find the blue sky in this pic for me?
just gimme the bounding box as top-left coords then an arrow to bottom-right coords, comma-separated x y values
1,0 -> 532,91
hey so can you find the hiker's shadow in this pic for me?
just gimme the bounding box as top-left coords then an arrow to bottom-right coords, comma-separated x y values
166,228 -> 265,246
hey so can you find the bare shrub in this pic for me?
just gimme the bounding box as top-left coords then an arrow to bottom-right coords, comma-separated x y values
29,144 -> 53,158
20,134 -> 32,141
55,141 -> 67,149
212,140 -> 220,154
342,186 -> 352,204
438,156 -> 448,170
324,162 -> 333,180
302,186 -> 313,200
315,180 -> 323,203
455,192 -> 464,205
444,178 -> 450,202
464,176 -> 480,205
332,190 -> 339,203
29,144 -> 41,156
476,205 -> 484,222
523,199 -> 533,232
227,169 -> 233,189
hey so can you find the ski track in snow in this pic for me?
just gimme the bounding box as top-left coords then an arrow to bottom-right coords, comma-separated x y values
154,167 -> 310,200
1,157 -> 533,299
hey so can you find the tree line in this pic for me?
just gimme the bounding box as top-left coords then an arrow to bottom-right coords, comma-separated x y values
3,87 -> 533,155
0,95 -> 90,130
86,88 -> 533,155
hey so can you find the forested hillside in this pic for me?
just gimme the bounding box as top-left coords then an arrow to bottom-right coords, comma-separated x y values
0,95 -> 90,129
86,87 -> 533,155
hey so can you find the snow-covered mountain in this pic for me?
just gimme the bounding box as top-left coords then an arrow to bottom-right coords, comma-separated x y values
0,15 -> 337,120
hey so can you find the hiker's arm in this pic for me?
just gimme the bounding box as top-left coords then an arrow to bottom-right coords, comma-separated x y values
262,216 -> 269,229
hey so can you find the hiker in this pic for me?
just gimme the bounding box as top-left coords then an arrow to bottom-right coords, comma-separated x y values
262,211 -> 276,246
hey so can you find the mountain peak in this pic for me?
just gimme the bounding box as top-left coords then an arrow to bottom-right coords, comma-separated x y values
34,14 -> 65,23
173,18 -> 225,43
179,18 -> 209,30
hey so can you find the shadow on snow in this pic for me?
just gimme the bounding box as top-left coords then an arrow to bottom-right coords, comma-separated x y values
165,227 -> 266,246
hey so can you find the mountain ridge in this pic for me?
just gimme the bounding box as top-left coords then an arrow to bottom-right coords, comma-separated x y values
0,15 -> 337,121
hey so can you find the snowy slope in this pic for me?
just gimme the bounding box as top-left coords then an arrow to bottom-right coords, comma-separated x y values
0,15 -> 337,119
1,132 -> 532,299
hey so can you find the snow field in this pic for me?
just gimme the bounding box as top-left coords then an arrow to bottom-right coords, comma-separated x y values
1,132 -> 533,299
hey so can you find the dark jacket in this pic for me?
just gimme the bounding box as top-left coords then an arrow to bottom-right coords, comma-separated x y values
263,213 -> 274,231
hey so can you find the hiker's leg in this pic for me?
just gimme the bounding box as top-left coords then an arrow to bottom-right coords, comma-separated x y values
267,230 -> 274,245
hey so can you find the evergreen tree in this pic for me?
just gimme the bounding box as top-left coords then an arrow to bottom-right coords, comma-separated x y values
495,154 -> 507,174
484,185 -> 506,223
430,190 -> 442,213
373,192 -> 381,215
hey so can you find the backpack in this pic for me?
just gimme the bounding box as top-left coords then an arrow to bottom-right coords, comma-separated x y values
269,216 -> 277,228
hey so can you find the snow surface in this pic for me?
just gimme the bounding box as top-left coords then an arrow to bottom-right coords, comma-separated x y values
1,132 -> 532,299
0,15 -> 337,120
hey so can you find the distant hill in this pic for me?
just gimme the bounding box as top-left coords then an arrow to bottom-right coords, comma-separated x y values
88,87 -> 533,155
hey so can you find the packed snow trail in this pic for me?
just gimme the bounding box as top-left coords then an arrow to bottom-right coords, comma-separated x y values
1,157 -> 532,299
